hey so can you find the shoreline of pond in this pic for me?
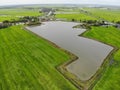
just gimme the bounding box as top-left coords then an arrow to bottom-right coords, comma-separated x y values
25,21 -> 117,89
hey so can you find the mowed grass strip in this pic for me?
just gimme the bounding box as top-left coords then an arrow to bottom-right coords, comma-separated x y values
0,26 -> 77,90
83,26 -> 120,90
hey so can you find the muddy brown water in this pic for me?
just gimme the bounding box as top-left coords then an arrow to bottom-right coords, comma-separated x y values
27,21 -> 113,81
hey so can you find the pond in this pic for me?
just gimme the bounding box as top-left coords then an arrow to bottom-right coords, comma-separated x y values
27,21 -> 113,81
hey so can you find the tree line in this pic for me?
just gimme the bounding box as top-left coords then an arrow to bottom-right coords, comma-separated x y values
0,16 -> 41,29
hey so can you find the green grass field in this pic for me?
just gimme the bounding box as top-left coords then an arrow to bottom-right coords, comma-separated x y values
83,26 -> 120,90
0,26 -> 77,90
84,8 -> 120,22
0,9 -> 41,21
55,13 -> 97,21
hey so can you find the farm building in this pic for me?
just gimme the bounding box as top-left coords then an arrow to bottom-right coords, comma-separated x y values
39,8 -> 55,21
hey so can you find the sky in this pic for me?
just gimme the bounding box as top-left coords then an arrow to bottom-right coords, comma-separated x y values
0,0 -> 120,6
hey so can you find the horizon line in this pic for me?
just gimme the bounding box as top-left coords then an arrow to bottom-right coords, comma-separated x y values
0,3 -> 120,7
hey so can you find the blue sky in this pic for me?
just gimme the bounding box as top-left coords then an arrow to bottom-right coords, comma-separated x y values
0,0 -> 120,6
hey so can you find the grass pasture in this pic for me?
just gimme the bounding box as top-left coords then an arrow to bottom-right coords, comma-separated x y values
84,8 -> 120,22
0,8 -> 41,21
83,26 -> 120,90
55,13 -> 97,21
0,26 -> 77,90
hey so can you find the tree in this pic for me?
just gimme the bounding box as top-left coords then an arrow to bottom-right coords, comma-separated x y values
72,19 -> 76,22
116,21 -> 120,24
3,20 -> 10,26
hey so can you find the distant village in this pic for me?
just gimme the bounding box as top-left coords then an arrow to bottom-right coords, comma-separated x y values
0,7 -> 120,29
0,8 -> 56,29
39,8 -> 56,21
